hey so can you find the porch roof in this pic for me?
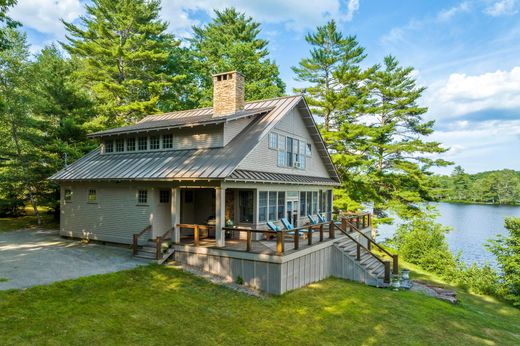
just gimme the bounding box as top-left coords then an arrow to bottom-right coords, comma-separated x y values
225,169 -> 339,186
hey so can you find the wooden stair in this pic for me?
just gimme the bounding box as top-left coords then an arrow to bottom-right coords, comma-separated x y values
134,239 -> 175,262
333,233 -> 391,288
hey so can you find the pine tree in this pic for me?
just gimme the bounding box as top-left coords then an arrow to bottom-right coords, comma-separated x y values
362,56 -> 451,219
190,8 -> 285,105
61,0 -> 185,126
451,165 -> 470,201
0,0 -> 19,50
292,20 -> 366,131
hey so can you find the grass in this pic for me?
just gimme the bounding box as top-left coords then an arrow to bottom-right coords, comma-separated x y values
0,206 -> 59,232
1,264 -> 519,345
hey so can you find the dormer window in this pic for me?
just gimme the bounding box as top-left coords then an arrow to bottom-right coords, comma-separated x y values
127,138 -> 136,151
150,136 -> 160,150
105,140 -> 113,153
163,134 -> 173,149
138,137 -> 147,151
116,139 -> 124,152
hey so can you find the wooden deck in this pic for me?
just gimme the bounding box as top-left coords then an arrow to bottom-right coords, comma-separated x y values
179,231 -> 345,256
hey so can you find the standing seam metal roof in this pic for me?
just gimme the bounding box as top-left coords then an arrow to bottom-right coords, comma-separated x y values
50,96 -> 335,181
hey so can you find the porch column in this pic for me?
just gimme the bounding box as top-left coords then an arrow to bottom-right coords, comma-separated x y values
215,187 -> 226,247
171,187 -> 181,244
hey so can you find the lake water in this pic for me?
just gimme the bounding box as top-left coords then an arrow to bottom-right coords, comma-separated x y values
376,203 -> 520,267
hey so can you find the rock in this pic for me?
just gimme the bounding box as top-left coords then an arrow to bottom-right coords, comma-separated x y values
410,280 -> 458,304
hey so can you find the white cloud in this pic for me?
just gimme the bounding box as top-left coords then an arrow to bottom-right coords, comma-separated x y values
484,0 -> 518,16
9,0 -> 84,37
160,0 -> 360,37
437,1 -> 471,21
427,66 -> 520,117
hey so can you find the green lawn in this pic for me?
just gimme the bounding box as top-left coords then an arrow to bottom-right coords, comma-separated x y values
1,264 -> 519,345
0,206 -> 58,232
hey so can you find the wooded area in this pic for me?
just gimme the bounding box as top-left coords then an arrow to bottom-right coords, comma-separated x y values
433,167 -> 520,205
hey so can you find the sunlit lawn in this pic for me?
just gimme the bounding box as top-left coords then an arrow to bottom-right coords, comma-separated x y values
1,263 -> 519,345
0,206 -> 58,232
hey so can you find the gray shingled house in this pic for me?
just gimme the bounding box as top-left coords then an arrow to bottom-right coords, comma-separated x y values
50,71 -> 396,294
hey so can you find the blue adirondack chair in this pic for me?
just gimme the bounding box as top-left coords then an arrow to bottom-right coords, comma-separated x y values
317,213 -> 327,223
308,214 -> 318,225
280,218 -> 309,237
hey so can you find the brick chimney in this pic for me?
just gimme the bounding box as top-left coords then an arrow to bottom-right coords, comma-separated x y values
212,71 -> 245,117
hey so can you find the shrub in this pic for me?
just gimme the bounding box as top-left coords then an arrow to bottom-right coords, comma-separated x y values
0,198 -> 25,217
451,263 -> 498,296
387,213 -> 457,276
488,217 -> 520,306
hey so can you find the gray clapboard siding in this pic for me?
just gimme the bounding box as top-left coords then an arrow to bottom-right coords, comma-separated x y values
237,108 -> 330,177
223,117 -> 254,146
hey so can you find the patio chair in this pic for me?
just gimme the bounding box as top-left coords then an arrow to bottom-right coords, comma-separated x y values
317,213 -> 327,223
266,221 -> 292,240
308,214 -> 319,225
280,218 -> 309,237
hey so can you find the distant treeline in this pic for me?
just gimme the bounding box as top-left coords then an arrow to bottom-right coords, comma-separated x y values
432,167 -> 520,205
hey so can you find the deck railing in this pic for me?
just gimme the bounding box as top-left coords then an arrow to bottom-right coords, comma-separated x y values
340,216 -> 398,276
222,221 -> 332,255
155,227 -> 174,260
331,222 -> 391,283
176,223 -> 213,247
132,225 -> 152,256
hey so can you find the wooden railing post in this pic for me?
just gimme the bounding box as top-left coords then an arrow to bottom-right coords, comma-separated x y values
329,221 -> 335,239
132,234 -> 138,256
356,244 -> 361,261
194,225 -> 199,246
156,236 -> 162,260
276,231 -> 284,255
384,261 -> 391,283
319,224 -> 324,242
368,213 -> 371,227
367,239 -> 372,251
307,226 -> 312,246
393,255 -> 399,275
294,230 -> 299,250
246,230 -> 252,252
341,217 -> 347,232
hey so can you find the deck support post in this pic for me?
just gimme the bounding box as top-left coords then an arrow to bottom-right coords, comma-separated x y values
215,186 -> 226,247
171,188 -> 181,244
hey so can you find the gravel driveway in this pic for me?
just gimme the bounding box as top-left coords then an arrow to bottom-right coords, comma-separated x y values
0,229 -> 150,290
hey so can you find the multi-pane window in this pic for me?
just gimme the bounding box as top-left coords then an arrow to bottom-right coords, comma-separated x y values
88,189 -> 96,202
326,190 -> 333,219
259,191 -> 268,222
159,190 -> 170,203
306,143 -> 312,157
105,141 -> 113,153
138,137 -> 147,151
298,140 -> 306,169
64,189 -> 72,202
300,191 -> 306,217
259,191 -> 286,222
239,190 -> 254,223
319,190 -> 324,213
116,139 -> 124,152
150,136 -> 160,150
312,191 -> 318,214
277,192 -> 285,219
137,190 -> 148,204
286,137 -> 294,167
127,138 -> 136,151
306,192 -> 312,215
269,132 -> 278,149
162,134 -> 173,149
268,191 -> 277,221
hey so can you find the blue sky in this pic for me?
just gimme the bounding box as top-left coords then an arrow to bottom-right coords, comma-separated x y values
8,0 -> 520,174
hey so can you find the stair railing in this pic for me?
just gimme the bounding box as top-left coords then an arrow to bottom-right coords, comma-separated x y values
331,222 -> 391,283
341,217 -> 398,275
132,225 -> 152,256
155,227 -> 174,260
